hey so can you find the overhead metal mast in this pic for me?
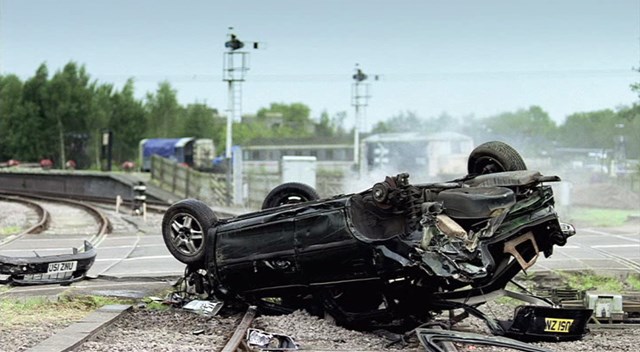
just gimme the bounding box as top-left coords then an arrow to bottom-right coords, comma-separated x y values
223,28 -> 250,159
351,64 -> 371,166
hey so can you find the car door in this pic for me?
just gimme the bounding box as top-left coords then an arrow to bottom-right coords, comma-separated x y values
214,213 -> 300,294
295,208 -> 378,286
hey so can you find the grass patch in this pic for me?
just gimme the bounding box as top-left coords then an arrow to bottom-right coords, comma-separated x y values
0,226 -> 21,235
568,207 -> 640,227
628,274 -> 640,291
0,295 -> 133,327
142,297 -> 171,311
557,271 -> 624,292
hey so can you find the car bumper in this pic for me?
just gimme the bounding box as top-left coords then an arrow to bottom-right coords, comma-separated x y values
0,241 -> 96,285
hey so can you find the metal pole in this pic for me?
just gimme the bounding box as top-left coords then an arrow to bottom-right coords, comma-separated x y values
226,81 -> 233,159
354,103 -> 360,164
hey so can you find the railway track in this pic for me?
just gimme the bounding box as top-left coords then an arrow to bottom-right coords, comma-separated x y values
222,305 -> 258,352
590,246 -> 640,273
0,194 -> 50,246
0,191 -> 111,249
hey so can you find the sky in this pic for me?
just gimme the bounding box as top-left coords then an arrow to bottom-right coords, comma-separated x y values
1,0 -> 639,129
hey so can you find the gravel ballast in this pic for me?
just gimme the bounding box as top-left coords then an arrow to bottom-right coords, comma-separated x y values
67,302 -> 640,352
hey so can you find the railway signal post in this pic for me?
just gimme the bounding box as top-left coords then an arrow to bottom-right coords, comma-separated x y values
222,28 -> 260,205
351,64 -> 374,174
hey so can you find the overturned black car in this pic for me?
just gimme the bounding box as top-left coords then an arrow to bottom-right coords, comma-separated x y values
162,141 -> 588,341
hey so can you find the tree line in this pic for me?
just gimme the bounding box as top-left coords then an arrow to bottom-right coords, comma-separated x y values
0,62 -> 346,169
0,61 -> 638,169
373,104 -> 639,161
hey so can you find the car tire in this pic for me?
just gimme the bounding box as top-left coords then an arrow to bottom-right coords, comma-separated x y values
162,199 -> 217,266
467,141 -> 527,175
261,182 -> 320,209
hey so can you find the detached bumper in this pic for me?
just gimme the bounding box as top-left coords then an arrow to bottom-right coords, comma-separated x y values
501,305 -> 593,342
0,241 -> 96,285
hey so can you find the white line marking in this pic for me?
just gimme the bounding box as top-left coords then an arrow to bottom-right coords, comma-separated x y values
95,255 -> 174,262
582,228 -> 640,243
591,244 -> 640,249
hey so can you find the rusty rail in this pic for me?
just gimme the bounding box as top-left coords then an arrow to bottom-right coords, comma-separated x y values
0,191 -> 111,248
0,194 -> 50,247
221,305 -> 257,352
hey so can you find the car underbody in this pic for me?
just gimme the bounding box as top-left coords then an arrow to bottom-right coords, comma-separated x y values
162,142 -> 594,343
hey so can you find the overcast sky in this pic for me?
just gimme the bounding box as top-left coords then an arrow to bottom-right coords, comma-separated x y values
1,0 -> 638,129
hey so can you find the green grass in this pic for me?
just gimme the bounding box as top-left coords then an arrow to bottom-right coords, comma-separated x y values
142,296 -> 171,311
568,207 -> 640,227
0,295 -> 133,326
514,271 -> 640,298
557,271 -> 625,292
0,226 -> 21,235
627,274 -> 640,291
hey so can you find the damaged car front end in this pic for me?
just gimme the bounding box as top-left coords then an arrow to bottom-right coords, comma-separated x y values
0,241 -> 96,285
162,141 -> 591,342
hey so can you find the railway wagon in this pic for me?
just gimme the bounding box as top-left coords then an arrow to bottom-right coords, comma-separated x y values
139,138 -> 215,172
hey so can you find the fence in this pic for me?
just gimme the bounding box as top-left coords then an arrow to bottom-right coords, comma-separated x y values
151,155 -> 229,206
150,155 -> 347,209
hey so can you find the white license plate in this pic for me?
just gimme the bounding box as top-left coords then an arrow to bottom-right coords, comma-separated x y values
47,261 -> 77,273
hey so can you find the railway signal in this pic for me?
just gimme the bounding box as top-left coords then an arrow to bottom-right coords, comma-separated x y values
351,64 -> 378,170
223,27 -> 261,206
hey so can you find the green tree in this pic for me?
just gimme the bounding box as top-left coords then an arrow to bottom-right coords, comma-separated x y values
256,102 -> 312,136
477,106 -> 557,155
11,64 -> 54,161
88,82 -> 114,167
110,79 -> 147,163
315,110 -> 348,137
558,109 -> 617,150
0,75 -> 24,160
46,62 -> 93,167
616,105 -> 640,159
145,81 -> 182,138
372,111 -> 425,133
180,103 -> 218,139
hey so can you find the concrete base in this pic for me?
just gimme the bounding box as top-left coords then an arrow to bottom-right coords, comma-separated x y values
26,304 -> 131,352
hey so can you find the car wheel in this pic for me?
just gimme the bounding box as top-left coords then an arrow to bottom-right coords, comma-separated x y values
261,182 -> 320,209
467,141 -> 527,175
162,199 -> 217,265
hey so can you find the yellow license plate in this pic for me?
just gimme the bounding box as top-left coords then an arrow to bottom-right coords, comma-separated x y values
544,318 -> 574,333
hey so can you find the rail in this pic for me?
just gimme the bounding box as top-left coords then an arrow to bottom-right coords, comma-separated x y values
221,305 -> 258,352
0,194 -> 50,247
0,191 -> 111,248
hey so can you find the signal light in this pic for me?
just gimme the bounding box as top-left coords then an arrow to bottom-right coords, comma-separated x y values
225,34 -> 244,51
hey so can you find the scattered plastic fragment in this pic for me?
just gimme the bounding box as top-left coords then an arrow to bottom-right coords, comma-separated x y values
182,299 -> 223,316
247,328 -> 298,350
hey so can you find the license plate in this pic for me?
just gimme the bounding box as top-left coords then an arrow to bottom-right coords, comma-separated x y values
544,318 -> 574,333
47,261 -> 77,273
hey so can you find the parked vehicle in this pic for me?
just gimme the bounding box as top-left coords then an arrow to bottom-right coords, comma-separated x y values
162,141 -> 589,341
139,137 -> 215,172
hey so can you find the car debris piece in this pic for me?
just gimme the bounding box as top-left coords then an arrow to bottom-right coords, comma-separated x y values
415,328 -> 554,352
247,328 -> 298,351
162,141 -> 582,340
0,241 -> 96,285
500,305 -> 593,342
182,299 -> 223,316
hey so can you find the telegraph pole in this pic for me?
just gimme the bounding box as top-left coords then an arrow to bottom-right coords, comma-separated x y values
351,64 -> 371,167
